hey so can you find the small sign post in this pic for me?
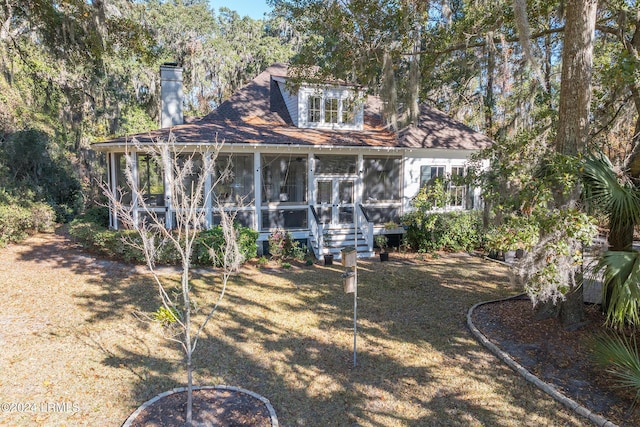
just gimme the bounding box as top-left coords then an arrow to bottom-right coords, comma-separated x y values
341,246 -> 358,368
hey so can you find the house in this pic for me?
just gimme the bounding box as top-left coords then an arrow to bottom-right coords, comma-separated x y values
92,63 -> 493,258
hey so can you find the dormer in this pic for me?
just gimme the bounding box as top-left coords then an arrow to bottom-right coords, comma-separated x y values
272,75 -> 365,131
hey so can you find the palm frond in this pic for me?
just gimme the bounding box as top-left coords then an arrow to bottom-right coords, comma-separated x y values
595,251 -> 640,328
592,332 -> 640,406
583,153 -> 640,233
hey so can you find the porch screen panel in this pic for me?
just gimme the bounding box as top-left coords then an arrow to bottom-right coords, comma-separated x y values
115,153 -> 132,204
212,211 -> 254,228
214,154 -> 254,204
314,155 -> 356,174
363,157 -> 401,202
176,153 -> 203,207
261,208 -> 308,229
261,155 -> 307,203
137,154 -> 165,207
362,207 -> 401,224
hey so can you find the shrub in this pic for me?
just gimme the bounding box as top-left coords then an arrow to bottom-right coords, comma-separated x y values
402,210 -> 482,252
194,225 -> 258,266
0,202 -> 56,246
81,206 -> 110,228
0,205 -> 32,246
69,216 -> 257,266
28,202 -> 56,233
268,229 -> 306,261
484,215 -> 539,252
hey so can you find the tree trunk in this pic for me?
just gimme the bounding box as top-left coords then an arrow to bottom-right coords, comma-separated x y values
553,0 -> 598,327
560,279 -> 586,328
484,37 -> 495,139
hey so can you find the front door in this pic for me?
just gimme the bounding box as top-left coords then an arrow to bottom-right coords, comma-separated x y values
315,178 -> 355,226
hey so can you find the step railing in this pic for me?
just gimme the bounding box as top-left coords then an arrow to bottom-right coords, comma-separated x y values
357,204 -> 374,253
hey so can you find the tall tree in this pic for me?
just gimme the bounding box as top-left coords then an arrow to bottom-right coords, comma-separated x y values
537,0 -> 599,326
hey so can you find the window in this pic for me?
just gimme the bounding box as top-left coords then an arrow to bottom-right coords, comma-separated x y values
303,90 -> 360,128
308,96 -> 321,123
450,167 -> 466,207
342,98 -> 355,124
324,97 -> 338,123
213,154 -> 254,204
363,157 -> 401,202
137,154 -> 165,207
261,155 -> 307,203
420,166 -> 445,187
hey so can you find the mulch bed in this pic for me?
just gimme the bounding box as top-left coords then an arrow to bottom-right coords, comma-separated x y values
472,296 -> 640,427
128,388 -> 273,427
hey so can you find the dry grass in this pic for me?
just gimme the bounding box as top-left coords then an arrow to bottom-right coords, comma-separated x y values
0,230 -> 589,426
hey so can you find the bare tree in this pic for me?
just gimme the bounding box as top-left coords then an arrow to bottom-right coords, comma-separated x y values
102,134 -> 244,426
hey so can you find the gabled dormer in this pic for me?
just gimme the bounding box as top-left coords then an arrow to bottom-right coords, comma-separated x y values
271,75 -> 365,131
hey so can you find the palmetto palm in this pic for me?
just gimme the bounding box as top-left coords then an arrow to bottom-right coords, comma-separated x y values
583,152 -> 640,327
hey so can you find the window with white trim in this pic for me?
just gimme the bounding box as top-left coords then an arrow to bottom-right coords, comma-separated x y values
420,165 -> 445,187
325,97 -> 339,123
308,96 -> 322,123
449,166 -> 466,207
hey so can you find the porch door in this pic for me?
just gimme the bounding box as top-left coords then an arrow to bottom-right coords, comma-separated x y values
315,178 -> 355,226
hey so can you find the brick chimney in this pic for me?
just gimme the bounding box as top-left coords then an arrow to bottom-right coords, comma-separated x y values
160,63 -> 184,128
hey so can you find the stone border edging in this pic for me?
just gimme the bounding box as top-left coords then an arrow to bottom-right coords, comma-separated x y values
467,294 -> 618,427
121,385 -> 279,427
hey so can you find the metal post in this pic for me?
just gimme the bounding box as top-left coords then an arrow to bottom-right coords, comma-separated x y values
353,204 -> 358,368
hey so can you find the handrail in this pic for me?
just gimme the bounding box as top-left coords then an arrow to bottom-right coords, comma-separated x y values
308,205 -> 323,258
357,204 -> 374,253
358,204 -> 371,222
309,205 -> 321,224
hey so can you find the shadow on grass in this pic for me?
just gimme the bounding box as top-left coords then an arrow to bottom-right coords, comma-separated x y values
16,231 -> 585,426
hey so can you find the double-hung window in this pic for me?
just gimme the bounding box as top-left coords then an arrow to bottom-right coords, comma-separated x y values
305,91 -> 357,127
449,166 -> 466,207
308,96 -> 322,123
420,166 -> 445,187
324,98 -> 339,123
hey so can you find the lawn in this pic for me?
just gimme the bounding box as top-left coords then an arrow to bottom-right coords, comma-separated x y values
0,230 -> 588,426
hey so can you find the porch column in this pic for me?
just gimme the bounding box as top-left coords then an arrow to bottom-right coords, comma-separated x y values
130,151 -> 139,229
355,154 -> 363,208
253,151 -> 261,232
308,153 -> 316,207
162,150 -> 172,229
109,152 -> 117,230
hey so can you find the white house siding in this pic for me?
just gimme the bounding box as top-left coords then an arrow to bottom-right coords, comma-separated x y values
402,149 -> 481,214
275,80 -> 299,126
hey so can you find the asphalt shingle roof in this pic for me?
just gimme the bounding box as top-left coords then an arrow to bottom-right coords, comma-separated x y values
97,63 -> 492,151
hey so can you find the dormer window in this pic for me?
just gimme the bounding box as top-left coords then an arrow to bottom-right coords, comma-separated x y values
342,98 -> 355,124
308,96 -> 322,122
299,86 -> 363,130
325,98 -> 338,123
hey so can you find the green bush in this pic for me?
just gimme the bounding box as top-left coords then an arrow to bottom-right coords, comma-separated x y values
80,206 -> 110,228
194,225 -> 258,266
267,229 -> 306,261
69,216 -> 257,266
484,215 -> 539,252
402,210 -> 482,252
0,202 -> 56,246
